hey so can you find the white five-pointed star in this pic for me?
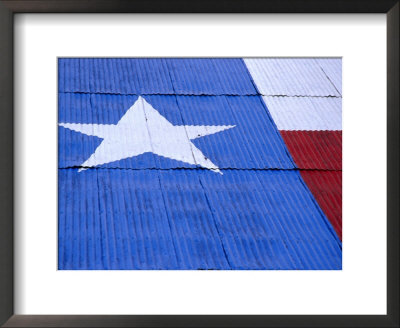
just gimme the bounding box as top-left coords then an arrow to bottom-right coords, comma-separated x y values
59,96 -> 235,173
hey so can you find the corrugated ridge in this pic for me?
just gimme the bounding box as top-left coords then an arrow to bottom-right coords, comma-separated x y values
244,58 -> 341,97
280,131 -> 342,170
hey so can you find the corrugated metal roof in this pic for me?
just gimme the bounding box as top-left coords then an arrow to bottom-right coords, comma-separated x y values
58,57 -> 342,270
300,171 -> 342,240
59,93 -> 295,169
244,58 -> 341,97
261,96 -> 342,131
59,169 -> 341,270
280,131 -> 342,170
59,58 -> 258,95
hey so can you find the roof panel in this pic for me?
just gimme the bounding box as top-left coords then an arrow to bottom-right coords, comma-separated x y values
244,58 -> 341,97
59,58 -> 175,95
262,96 -> 342,130
58,169 -> 180,269
59,58 -> 258,95
58,168 -> 342,270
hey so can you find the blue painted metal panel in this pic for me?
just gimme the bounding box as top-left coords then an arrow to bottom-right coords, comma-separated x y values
59,58 -> 258,95
59,93 -> 295,169
199,170 -> 341,270
165,58 -> 258,95
59,58 -> 175,95
59,169 -> 180,269
58,168 -> 341,270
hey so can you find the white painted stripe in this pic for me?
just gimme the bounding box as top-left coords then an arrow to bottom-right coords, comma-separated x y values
244,58 -> 341,97
262,96 -> 342,131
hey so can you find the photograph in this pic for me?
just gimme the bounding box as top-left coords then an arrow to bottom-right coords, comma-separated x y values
58,57 -> 342,270
1,1 -> 396,325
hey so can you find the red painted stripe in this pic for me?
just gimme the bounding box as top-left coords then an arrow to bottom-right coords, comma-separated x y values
300,170 -> 342,240
280,130 -> 342,170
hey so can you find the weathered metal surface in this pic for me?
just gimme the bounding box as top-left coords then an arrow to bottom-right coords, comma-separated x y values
58,57 -> 342,270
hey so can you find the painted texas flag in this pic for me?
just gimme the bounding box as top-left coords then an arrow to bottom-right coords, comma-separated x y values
58,58 -> 342,270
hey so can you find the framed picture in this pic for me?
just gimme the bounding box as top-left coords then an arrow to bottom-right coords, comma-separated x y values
0,1 -> 398,327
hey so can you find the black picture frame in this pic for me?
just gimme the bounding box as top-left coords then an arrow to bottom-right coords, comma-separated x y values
0,1 -> 398,327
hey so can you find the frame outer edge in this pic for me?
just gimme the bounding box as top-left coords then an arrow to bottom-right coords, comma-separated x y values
0,1 -> 14,327
1,1 -> 399,327
387,2 -> 400,326
0,0 -> 398,13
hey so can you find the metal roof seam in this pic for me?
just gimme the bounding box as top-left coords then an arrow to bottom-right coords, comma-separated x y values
198,177 -> 233,269
60,91 -> 343,98
58,167 -> 344,173
260,95 -> 342,98
318,65 -> 342,97
315,58 -> 342,95
155,173 -> 181,268
58,167 -> 343,172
